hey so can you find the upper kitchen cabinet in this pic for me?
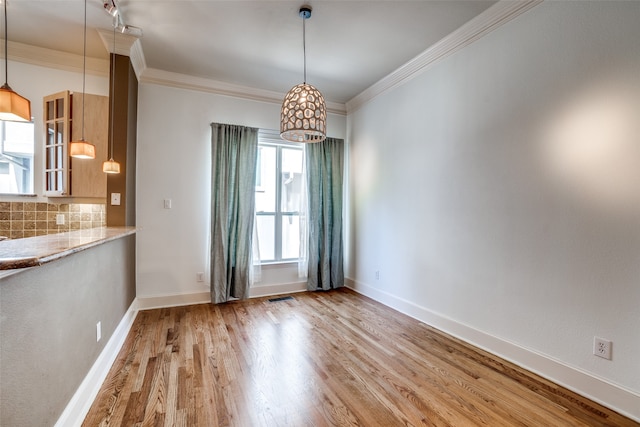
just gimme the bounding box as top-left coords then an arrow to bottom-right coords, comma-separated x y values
43,90 -> 108,198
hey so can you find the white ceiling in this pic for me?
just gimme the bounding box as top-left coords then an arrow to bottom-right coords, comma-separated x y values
5,0 -> 496,105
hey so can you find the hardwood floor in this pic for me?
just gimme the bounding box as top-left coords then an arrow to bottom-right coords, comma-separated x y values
83,288 -> 638,426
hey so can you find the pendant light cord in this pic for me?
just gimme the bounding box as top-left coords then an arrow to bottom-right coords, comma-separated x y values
109,22 -> 116,161
3,0 -> 9,88
302,14 -> 306,84
80,0 -> 87,141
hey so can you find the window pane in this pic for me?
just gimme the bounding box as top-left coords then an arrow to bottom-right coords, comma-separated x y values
280,148 -> 303,213
255,215 -> 275,262
255,146 -> 276,212
56,98 -> 64,119
55,123 -> 63,144
46,100 -> 54,120
46,147 -> 55,169
281,214 -> 300,260
56,171 -> 64,191
255,136 -> 305,264
57,145 -> 63,168
46,124 -> 54,147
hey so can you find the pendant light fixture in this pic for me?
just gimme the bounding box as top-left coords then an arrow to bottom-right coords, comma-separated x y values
102,22 -> 120,174
280,6 -> 326,143
69,0 -> 96,159
0,0 -> 31,122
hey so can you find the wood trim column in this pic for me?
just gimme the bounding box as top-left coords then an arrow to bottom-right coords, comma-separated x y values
106,53 -> 137,226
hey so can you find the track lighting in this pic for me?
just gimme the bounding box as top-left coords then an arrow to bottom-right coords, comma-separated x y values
103,0 -> 118,17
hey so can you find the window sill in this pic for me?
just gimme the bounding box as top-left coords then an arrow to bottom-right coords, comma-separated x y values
256,261 -> 299,269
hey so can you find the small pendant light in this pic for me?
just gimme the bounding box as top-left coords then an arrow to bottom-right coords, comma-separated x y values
103,21 -> 120,174
280,6 -> 326,143
0,0 -> 31,122
69,0 -> 96,159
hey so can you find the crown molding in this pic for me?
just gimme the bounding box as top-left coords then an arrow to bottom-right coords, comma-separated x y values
96,29 -> 139,56
2,39 -> 109,76
345,0 -> 543,114
3,0 -> 539,117
96,29 -> 146,80
139,67 -> 348,116
128,39 -> 147,81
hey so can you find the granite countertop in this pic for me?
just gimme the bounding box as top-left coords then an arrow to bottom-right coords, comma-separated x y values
0,226 -> 136,271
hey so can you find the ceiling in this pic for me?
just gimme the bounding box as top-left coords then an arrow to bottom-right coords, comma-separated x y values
5,0 -> 496,106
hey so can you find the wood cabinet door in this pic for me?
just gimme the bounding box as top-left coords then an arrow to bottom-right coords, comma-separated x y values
43,91 -> 108,198
70,93 -> 108,198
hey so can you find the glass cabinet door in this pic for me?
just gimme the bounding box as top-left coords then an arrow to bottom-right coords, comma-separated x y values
43,91 -> 70,196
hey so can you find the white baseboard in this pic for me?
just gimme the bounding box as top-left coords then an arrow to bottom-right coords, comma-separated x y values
136,283 -> 308,310
54,301 -> 138,427
250,281 -> 307,298
136,291 -> 211,310
345,278 -> 640,423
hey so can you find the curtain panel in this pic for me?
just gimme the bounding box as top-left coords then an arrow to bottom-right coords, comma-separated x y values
210,123 -> 258,304
305,137 -> 345,291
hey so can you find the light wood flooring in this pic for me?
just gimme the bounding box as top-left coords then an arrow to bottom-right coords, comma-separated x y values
83,288 -> 638,426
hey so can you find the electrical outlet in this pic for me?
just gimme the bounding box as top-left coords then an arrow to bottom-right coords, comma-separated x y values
593,337 -> 611,360
111,193 -> 121,206
375,270 -> 380,280
196,272 -> 204,282
55,214 -> 65,225
96,321 -> 102,342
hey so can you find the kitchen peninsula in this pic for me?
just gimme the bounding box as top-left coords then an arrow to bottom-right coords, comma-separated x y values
0,226 -> 137,426
0,226 -> 135,271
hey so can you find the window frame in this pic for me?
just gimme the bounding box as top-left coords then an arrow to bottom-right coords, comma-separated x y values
255,129 -> 304,264
0,119 -> 35,195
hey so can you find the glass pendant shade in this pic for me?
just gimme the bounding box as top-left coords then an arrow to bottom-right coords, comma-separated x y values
69,140 -> 96,159
0,85 -> 31,121
102,158 -> 120,174
280,6 -> 326,143
103,25 -> 120,174
1,1 -> 31,122
72,0 -> 94,160
280,83 -> 326,143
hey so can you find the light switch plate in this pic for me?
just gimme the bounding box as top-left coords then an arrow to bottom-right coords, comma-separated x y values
164,199 -> 172,209
111,193 -> 121,206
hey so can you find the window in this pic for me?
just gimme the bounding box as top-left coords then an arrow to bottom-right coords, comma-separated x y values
0,120 -> 34,194
255,130 -> 304,263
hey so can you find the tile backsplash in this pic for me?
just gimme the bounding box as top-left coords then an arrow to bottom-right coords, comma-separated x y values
0,202 -> 106,239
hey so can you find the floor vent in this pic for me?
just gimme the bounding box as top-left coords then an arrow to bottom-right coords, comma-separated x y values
268,296 -> 294,302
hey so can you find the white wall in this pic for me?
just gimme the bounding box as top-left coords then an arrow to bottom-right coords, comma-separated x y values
347,1 -> 639,419
0,60 -> 108,201
136,83 -> 346,302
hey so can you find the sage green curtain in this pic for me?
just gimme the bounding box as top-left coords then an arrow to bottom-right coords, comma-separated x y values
210,123 -> 258,304
305,137 -> 344,291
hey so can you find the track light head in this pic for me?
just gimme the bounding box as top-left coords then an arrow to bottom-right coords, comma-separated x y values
103,0 -> 118,17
